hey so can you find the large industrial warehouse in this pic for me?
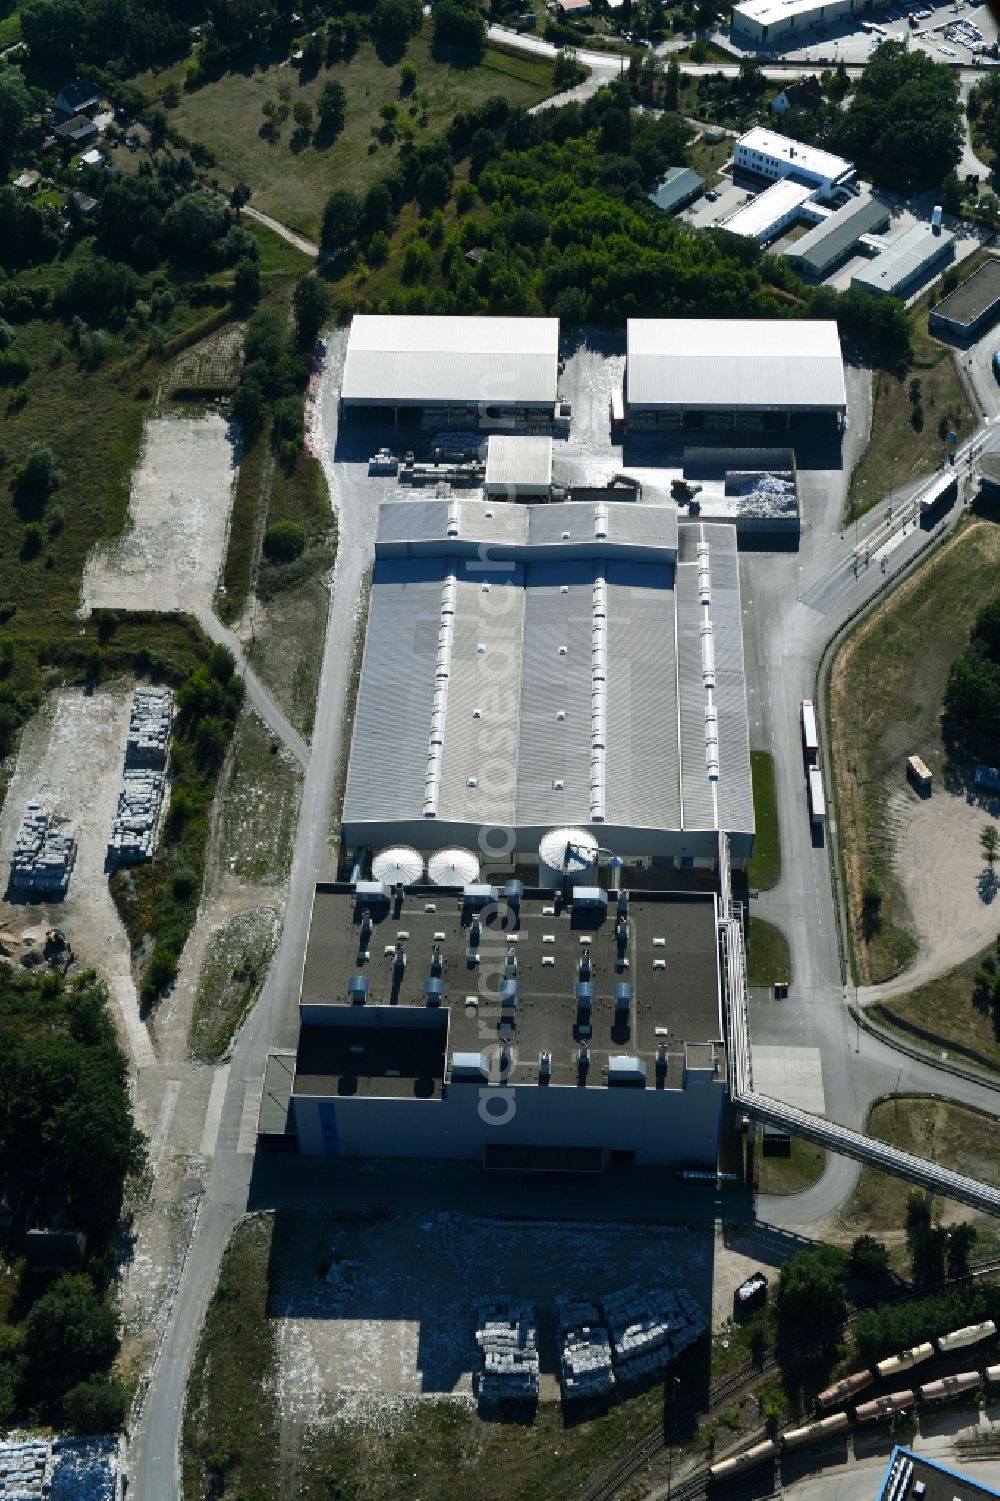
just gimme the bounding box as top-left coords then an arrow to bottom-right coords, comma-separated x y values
625,318 -> 848,432
340,313 -> 561,427
340,496 -> 755,870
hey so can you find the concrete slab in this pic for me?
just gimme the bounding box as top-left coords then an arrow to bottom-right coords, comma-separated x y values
753,1044 -> 827,1114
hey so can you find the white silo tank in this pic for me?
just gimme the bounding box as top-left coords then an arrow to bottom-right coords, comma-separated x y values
371,846 -> 425,887
428,848 -> 481,887
538,827 -> 599,889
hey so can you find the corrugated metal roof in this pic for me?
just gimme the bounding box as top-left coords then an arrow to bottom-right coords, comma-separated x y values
485,435 -> 553,490
342,506 -> 752,844
675,525 -> 753,836
786,195 -> 891,277
341,570 -> 443,824
626,318 -> 847,412
516,566 -> 595,827
341,314 -> 559,406
607,503 -> 678,552
851,224 -> 955,296
604,566 -> 681,831
649,166 -> 703,214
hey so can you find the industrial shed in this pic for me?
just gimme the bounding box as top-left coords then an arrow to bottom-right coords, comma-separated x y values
625,318 -> 847,433
341,498 -> 754,870
852,223 -> 954,300
721,179 -> 815,244
484,434 -> 553,498
929,259 -> 1000,339
340,314 -> 560,427
733,0 -> 887,45
785,194 -> 891,279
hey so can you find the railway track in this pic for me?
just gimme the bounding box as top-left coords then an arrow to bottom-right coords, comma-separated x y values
577,1257 -> 1000,1501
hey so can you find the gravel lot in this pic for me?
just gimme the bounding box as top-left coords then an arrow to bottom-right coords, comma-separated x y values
82,413 -> 238,616
885,782 -> 1000,992
0,685 -> 151,1061
264,1206 -> 775,1430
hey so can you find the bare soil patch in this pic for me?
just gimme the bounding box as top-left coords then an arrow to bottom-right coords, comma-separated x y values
82,413 -> 238,617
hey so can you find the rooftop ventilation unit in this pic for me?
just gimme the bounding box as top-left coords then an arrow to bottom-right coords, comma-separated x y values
347,975 -> 369,1005
705,706 -> 720,780
425,977 -> 445,1005
700,621 -> 716,688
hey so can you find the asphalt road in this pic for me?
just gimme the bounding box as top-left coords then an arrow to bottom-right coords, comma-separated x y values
127,332 -> 382,1501
751,364 -> 1000,1229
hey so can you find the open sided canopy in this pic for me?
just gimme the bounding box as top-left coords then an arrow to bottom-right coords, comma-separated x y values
341,314 -> 560,409
626,318 -> 847,414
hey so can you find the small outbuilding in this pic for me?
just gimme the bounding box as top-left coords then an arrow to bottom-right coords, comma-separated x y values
929,258 -> 1000,340
648,166 -> 704,215
485,435 -> 553,499
54,114 -> 99,148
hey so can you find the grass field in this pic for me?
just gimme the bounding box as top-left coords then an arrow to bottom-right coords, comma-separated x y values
747,750 -> 780,891
746,916 -> 791,987
687,133 -> 731,187
148,33 -> 558,240
829,516 -> 1000,983
756,1136 -> 826,1196
847,311 -> 972,521
190,907 -> 281,1062
842,1096 -> 1000,1232
870,935 -> 1000,1076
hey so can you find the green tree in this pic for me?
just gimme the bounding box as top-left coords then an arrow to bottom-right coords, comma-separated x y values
264,520 -> 307,562
292,274 -> 330,345
0,66 -> 32,168
231,379 -> 265,438
849,1235 -> 891,1285
233,257 -> 261,308
19,442 -> 59,499
63,1377 -> 127,1432
292,99 -> 313,132
317,79 -> 347,135
433,0 -> 486,54
831,42 -> 962,191
981,824 -> 999,867
321,187 -> 362,250
22,1275 -> 119,1412
947,1222 -> 977,1280
774,1245 -> 848,1346
163,189 -> 230,254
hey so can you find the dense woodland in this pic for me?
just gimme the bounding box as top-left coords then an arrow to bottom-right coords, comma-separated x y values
0,967 -> 145,1430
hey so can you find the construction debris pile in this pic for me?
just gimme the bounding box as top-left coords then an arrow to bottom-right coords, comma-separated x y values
9,801 -> 77,897
602,1284 -> 707,1383
725,470 -> 797,519
108,688 -> 173,865
475,1300 -> 539,1401
556,1294 -> 616,1401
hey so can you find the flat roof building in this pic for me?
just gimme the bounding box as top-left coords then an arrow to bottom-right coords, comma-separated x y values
877,1449 -> 1000,1501
721,178 -> 815,244
284,882 -> 727,1167
733,126 -> 854,193
341,498 -> 754,869
484,434 -> 553,498
785,193 -> 891,279
625,318 -> 847,433
340,314 -> 560,427
733,0 -> 887,46
929,257 -> 1000,339
852,222 -> 955,300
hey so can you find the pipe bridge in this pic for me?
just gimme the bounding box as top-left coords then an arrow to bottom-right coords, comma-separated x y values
717,834 -> 1000,1219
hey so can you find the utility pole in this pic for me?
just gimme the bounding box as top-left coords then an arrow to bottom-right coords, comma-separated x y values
667,1374 -> 681,1499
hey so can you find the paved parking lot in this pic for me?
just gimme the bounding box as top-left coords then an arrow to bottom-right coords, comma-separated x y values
762,0 -> 998,67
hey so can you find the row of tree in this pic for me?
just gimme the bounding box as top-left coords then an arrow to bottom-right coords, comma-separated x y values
945,594 -> 1000,743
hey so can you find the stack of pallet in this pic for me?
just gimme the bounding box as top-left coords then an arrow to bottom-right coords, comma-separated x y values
126,686 -> 173,768
475,1300 -> 539,1401
555,1294 -> 615,1402
601,1284 -> 706,1384
9,801 -> 77,896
